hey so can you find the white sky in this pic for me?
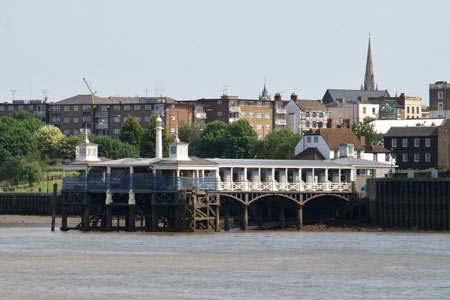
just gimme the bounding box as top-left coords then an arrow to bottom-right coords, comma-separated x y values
1,0 -> 449,105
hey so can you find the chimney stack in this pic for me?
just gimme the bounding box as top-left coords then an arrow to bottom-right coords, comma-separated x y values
274,93 -> 281,101
290,93 -> 298,101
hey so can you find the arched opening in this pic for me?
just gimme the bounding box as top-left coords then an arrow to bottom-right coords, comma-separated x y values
303,195 -> 348,225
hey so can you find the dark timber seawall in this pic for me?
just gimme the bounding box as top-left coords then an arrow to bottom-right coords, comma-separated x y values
367,178 -> 450,230
0,193 -> 81,215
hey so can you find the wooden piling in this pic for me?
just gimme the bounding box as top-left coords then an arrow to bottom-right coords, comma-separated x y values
242,205 -> 248,231
127,205 -> 136,232
215,205 -> 220,232
296,205 -> 303,230
105,205 -> 112,231
224,206 -> 230,231
51,184 -> 57,232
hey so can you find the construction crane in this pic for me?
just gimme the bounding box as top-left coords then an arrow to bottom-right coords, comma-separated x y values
82,77 -> 97,95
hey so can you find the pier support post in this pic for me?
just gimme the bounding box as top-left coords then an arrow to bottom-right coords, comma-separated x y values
224,205 -> 230,231
82,205 -> 90,231
127,205 -> 136,232
279,204 -> 285,229
215,205 -> 220,232
242,205 -> 248,231
105,205 -> 112,231
60,193 -> 68,232
296,205 -> 303,230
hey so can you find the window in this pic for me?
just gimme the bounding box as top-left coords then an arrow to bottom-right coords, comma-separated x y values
64,117 -> 70,124
135,117 -> 141,122
438,102 -> 444,110
144,116 -> 151,122
312,112 -> 317,118
124,105 -> 131,111
257,102 -> 262,107
402,153 -> 408,162
414,138 -> 420,147
372,107 -> 376,114
64,129 -> 69,135
217,112 -> 222,117
64,106 -> 70,112
265,125 -> 270,129
240,112 -> 246,117
217,100 -> 222,104
27,105 -> 33,111
357,169 -> 374,177
256,124 -> 262,130
82,105 -> 91,112
425,153 -> 431,162
82,116 -> 90,124
73,105 -> 79,112
248,101 -> 254,107
438,91 -> 443,100
305,112 -> 310,117
312,121 -> 317,128
114,116 -> 120,123
313,136 -> 318,143
319,112 -> 323,118
385,153 -> 390,162
52,117 -> 60,125
74,129 -> 79,135
305,121 -> 310,127
265,102 -> 271,107
240,101 -> 246,106
414,153 -> 420,162
425,138 -> 431,147
250,124 -> 254,128
334,150 -> 338,158
123,116 -> 128,122
73,117 -> 79,124
306,136 -> 311,143
392,138 -> 397,148
113,105 -> 120,111
0,106 -> 4,111
18,105 -> 24,111
229,101 -> 236,106
145,105 -> 151,111
373,153 -> 377,161
363,107 -> 366,114
7,106 -> 13,111
265,113 -> 270,118
170,146 -> 176,154
171,105 -> 175,109
170,128 -> 175,133
402,138 -> 408,147
52,106 -> 60,113
134,105 -> 141,110
114,129 -> 120,135
407,107 -> 410,114
257,113 -> 262,118
248,113 -> 254,118
170,116 -> 176,120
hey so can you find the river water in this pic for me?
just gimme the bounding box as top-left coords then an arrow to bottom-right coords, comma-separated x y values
1,223 -> 450,300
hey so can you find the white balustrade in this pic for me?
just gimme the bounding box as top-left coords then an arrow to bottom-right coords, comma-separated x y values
218,180 -> 351,192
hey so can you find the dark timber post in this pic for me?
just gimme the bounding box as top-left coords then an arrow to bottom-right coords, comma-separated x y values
296,205 -> 303,230
279,204 -> 285,229
151,193 -> 157,231
224,205 -> 230,231
81,192 -> 90,231
105,205 -> 112,231
128,205 -> 136,231
242,205 -> 248,231
215,205 -> 220,232
51,183 -> 57,231
60,192 -> 68,231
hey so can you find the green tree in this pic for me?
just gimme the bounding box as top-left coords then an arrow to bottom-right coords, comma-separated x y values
34,125 -> 65,158
254,129 -> 301,159
0,117 -> 38,163
93,136 -> 139,159
140,116 -> 170,158
20,160 -> 43,186
224,119 -> 258,158
0,156 -> 43,186
178,122 -> 203,155
58,134 -> 85,160
196,121 -> 230,158
351,117 -> 379,145
119,116 -> 144,147
9,111 -> 44,133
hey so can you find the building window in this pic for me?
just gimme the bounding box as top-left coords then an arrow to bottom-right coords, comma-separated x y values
82,105 -> 91,112
305,121 -> 310,127
145,105 -> 151,110
373,153 -> 377,161
73,117 -> 79,124
307,136 -> 311,143
64,117 -> 70,124
402,153 -> 408,162
124,105 -> 131,111
363,107 -> 366,114
265,113 -> 270,118
64,106 -> 70,112
257,102 -> 262,107
170,116 -> 176,121
248,101 -> 254,107
240,112 -> 246,117
425,138 -> 431,147
217,112 -> 222,117
114,129 -> 120,135
392,138 -> 397,148
265,125 -> 270,129
385,153 -> 390,162
171,105 -> 175,109
438,91 -> 443,100
63,129 -> 69,135
17,105 -> 24,111
0,106 -> 4,111
414,138 -> 420,147
240,101 -> 246,106
407,107 -> 410,114
305,112 -> 310,118
170,128 -> 176,133
265,102 -> 271,107
313,136 -> 318,143
114,116 -> 120,123
71,105 -> 78,112
135,117 -> 141,122
402,138 -> 408,147
217,100 -> 222,104
256,124 -> 262,130
334,150 -> 338,158
372,108 -> 376,114
248,113 -> 254,118
123,116 -> 128,122
144,116 -> 151,122
257,113 -> 262,118
134,105 -> 141,110
414,153 -> 420,162
7,106 -> 14,111
312,112 -> 317,118
74,129 -> 79,135
425,153 -> 431,162
27,105 -> 33,111
319,112 -> 323,118
113,105 -> 120,111
312,121 -> 317,128
82,116 -> 90,124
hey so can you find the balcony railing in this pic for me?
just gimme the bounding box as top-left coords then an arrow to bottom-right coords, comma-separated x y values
63,174 -> 351,193
95,123 -> 109,129
95,111 -> 109,117
195,112 -> 207,119
229,118 -> 239,123
229,106 -> 240,113
275,119 -> 287,125
34,111 -> 46,117
276,108 -> 286,114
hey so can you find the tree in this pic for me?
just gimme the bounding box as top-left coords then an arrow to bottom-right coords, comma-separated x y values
140,116 -> 170,158
119,116 -> 144,147
0,116 -> 38,163
351,117 -> 379,145
9,111 -> 43,133
20,160 -> 43,186
0,156 -> 43,186
93,136 -> 139,159
58,134 -> 85,160
178,122 -> 204,155
224,119 -> 258,158
35,125 -> 65,158
254,129 -> 301,159
196,121 -> 230,158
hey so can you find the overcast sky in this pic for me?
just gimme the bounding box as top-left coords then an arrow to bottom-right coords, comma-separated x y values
1,0 -> 449,104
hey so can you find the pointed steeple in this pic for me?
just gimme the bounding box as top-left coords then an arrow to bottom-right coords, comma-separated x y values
363,37 -> 375,91
259,78 -> 270,100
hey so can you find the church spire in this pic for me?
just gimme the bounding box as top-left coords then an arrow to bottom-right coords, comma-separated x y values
259,78 -> 270,100
363,37 -> 375,91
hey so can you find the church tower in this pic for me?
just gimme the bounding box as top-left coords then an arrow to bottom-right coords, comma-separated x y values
363,37 -> 376,91
259,79 -> 271,100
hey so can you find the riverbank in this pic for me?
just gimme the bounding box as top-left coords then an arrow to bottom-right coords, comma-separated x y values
1,215 -> 448,233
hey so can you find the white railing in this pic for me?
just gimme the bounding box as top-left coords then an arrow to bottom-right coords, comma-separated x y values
196,112 -> 207,119
275,119 -> 287,125
219,180 -> 352,192
229,106 -> 240,113
276,108 -> 286,114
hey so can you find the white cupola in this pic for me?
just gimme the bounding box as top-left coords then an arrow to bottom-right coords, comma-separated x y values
75,130 -> 100,161
168,133 -> 190,161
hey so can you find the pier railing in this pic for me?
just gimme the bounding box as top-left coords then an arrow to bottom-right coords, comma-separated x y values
63,175 -> 351,192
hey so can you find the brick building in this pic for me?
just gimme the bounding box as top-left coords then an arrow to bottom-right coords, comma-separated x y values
0,99 -> 48,122
429,81 -> 450,118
